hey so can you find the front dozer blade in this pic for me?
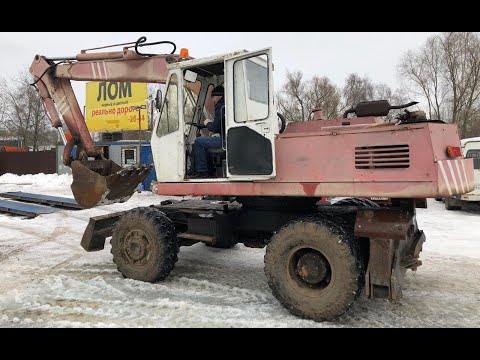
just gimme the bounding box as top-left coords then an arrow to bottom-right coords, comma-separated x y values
70,160 -> 152,209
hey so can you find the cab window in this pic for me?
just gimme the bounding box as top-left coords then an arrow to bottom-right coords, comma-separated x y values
157,74 -> 179,137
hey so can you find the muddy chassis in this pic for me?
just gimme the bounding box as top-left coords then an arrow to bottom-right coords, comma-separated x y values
81,197 -> 425,321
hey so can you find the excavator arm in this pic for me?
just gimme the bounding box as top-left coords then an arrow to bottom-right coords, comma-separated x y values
29,38 -> 184,208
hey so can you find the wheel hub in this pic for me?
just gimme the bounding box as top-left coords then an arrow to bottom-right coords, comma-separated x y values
124,230 -> 150,263
287,246 -> 332,290
297,252 -> 328,285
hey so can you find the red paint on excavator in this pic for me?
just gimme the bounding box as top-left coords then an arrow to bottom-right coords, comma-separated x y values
301,183 -> 319,196
153,121 -> 475,199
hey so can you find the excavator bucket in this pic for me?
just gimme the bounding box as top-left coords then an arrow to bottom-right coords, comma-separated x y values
70,160 -> 152,209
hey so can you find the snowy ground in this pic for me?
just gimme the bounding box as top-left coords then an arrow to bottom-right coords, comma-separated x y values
0,173 -> 479,328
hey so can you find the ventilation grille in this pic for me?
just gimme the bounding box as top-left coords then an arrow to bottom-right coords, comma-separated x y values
355,145 -> 410,169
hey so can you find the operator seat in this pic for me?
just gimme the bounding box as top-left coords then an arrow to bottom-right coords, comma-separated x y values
207,148 -> 226,177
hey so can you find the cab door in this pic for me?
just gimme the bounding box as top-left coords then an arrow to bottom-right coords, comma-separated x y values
224,48 -> 277,180
151,70 -> 185,182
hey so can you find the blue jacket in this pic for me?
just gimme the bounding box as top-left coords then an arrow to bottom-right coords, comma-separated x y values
206,97 -> 225,136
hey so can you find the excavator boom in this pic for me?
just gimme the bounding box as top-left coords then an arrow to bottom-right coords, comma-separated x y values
29,38 -> 182,208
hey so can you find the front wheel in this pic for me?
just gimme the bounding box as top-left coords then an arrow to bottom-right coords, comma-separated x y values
111,207 -> 179,282
264,216 -> 364,322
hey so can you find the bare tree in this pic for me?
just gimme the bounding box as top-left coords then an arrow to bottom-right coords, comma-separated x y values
342,73 -> 375,110
276,70 -> 307,122
305,76 -> 341,119
372,83 -> 414,120
398,37 -> 447,120
341,73 -> 410,120
398,32 -> 480,138
373,83 -> 393,101
277,70 -> 342,121
0,70 -> 56,150
0,90 -> 7,140
277,70 -> 408,122
441,32 -> 480,137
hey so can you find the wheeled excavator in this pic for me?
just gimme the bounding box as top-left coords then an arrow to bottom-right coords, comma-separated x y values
30,37 -> 475,321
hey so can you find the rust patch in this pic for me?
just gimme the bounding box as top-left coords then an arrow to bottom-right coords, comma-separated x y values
354,208 -> 412,240
301,183 -> 319,196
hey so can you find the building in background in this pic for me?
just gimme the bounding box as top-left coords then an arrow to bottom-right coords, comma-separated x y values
56,141 -> 157,191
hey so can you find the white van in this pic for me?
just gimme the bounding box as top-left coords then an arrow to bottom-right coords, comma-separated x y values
444,137 -> 480,210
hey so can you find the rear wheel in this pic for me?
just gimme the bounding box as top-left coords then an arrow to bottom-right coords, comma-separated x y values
111,207 -> 179,282
264,216 -> 365,321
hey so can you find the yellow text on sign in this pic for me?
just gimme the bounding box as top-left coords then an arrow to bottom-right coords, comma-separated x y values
85,81 -> 148,131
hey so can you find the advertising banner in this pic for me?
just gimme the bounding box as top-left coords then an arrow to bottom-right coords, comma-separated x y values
86,81 -> 148,131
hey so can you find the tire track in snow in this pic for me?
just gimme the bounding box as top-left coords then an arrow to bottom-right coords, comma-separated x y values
4,252 -> 480,327
0,223 -> 79,262
5,273 -> 281,327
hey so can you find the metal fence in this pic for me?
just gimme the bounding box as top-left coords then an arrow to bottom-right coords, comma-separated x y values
0,151 -> 56,176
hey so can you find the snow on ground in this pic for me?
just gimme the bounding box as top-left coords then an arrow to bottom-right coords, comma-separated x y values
0,173 -> 479,327
0,173 -> 72,192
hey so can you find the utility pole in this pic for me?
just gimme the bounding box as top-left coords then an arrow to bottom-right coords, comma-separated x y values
132,104 -> 147,165
133,105 -> 147,145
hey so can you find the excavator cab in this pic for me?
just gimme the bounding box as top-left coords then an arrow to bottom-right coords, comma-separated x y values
151,47 -> 280,183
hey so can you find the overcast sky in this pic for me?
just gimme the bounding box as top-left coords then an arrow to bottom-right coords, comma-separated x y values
0,32 -> 435,107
